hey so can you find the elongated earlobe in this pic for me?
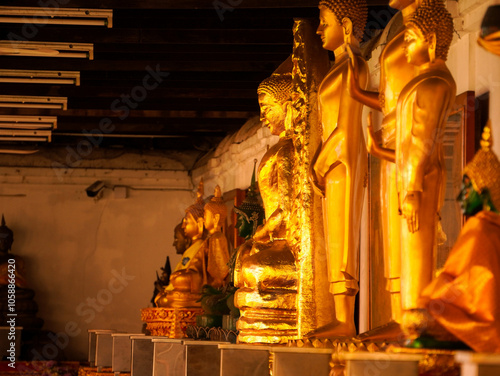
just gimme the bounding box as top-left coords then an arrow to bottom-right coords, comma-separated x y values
342,17 -> 353,46
429,32 -> 437,63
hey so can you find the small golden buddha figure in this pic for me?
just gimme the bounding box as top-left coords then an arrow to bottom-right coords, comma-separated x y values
201,185 -> 230,288
234,72 -> 299,344
151,223 -> 191,306
348,0 -> 419,326
155,181 -> 207,308
366,0 -> 456,338
307,0 -> 369,338
417,122 -> 500,352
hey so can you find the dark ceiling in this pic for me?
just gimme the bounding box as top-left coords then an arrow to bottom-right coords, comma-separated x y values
0,0 -> 390,154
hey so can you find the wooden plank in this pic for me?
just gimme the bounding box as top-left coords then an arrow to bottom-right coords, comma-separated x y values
1,0 -> 388,9
0,58 -> 285,72
3,27 -> 293,45
0,108 -> 254,119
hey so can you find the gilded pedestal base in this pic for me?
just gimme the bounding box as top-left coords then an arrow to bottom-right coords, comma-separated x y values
141,307 -> 204,338
235,296 -> 298,344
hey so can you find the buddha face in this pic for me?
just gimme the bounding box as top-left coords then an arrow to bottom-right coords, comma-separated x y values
258,92 -> 286,136
173,225 -> 188,254
203,208 -> 217,232
404,25 -> 431,66
182,213 -> 200,240
457,175 -> 483,216
389,0 -> 414,11
317,6 -> 344,52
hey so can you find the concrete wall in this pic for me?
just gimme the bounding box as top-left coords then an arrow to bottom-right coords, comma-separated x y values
0,152 -> 193,360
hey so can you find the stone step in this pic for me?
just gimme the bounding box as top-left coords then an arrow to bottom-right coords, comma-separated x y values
456,351 -> 500,376
87,329 -> 116,367
112,333 -> 145,373
219,344 -> 272,376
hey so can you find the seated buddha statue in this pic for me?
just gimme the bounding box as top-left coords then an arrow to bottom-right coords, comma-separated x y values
232,159 -> 265,277
416,122 -> 500,353
234,72 -> 299,344
155,181 -> 207,308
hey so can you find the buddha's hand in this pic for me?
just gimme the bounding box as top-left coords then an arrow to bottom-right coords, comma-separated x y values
252,224 -> 269,242
402,191 -> 421,233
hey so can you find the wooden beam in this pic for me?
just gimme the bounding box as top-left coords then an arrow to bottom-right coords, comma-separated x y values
3,27 -> 293,45
2,0 -> 388,9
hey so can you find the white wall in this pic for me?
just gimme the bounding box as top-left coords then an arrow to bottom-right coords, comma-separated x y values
0,153 -> 193,360
192,116 -> 279,194
448,0 -> 500,154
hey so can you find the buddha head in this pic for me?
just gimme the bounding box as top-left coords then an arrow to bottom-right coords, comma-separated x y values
183,179 -> 205,240
173,222 -> 191,254
0,215 -> 13,255
257,72 -> 292,136
204,185 -> 227,233
317,0 -> 368,51
404,0 -> 453,65
458,121 -> 500,215
234,160 -> 265,240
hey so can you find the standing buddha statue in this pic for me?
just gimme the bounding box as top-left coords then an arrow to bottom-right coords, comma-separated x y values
366,0 -> 456,338
307,0 -> 369,338
201,185 -> 230,289
348,0 -> 419,328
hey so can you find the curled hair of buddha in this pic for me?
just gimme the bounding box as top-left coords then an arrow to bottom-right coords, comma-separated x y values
186,179 -> 205,221
204,185 -> 228,223
463,121 -> 500,211
257,72 -> 292,104
406,0 -> 454,61
319,0 -> 368,42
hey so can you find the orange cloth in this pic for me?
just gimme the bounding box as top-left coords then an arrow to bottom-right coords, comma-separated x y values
419,210 -> 500,353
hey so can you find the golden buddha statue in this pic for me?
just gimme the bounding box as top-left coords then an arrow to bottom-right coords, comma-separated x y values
417,121 -> 500,352
155,181 -> 207,308
232,159 -> 265,281
366,0 -> 456,338
348,0 -> 419,326
234,72 -> 299,344
307,0 -> 369,338
201,185 -> 230,288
